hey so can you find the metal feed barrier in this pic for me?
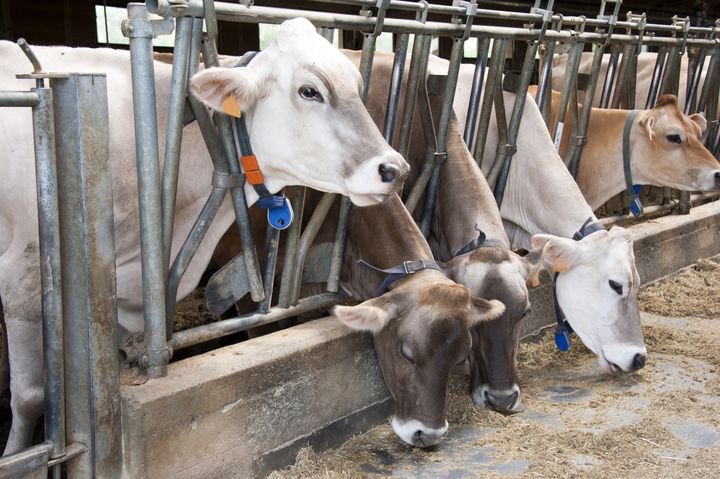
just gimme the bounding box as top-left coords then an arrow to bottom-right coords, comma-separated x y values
1,0 -> 719,477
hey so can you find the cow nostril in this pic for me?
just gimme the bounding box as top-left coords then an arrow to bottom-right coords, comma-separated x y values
378,163 -> 398,183
632,353 -> 647,371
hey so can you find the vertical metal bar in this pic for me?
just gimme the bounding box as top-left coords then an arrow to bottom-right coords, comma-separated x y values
290,193 -> 337,305
326,196 -> 351,293
52,73 -> 121,479
126,3 -> 168,378
599,43 -> 620,108
493,38 -> 543,206
383,32 -> 410,145
161,16 -> 193,272
258,226 -> 281,314
277,187 -> 306,308
551,40 -> 583,147
32,88 -> 65,471
645,47 -> 668,108
397,34 -> 431,158
473,37 -> 507,163
611,43 -> 636,109
535,40 -> 555,126
421,36 -> 465,236
463,37 -> 491,148
685,48 -> 706,116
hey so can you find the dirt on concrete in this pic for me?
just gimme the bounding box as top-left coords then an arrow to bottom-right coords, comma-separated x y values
268,257 -> 720,479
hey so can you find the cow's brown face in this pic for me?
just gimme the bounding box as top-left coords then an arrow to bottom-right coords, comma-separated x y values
634,95 -> 720,191
443,248 -> 534,414
333,275 -> 504,447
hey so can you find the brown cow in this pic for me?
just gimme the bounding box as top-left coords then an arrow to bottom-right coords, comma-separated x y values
348,51 -> 544,413
530,85 -> 720,209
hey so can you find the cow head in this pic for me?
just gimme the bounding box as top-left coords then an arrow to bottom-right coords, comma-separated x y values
633,95 -> 720,191
333,276 -> 504,447
189,18 -> 409,207
532,228 -> 647,373
442,246 -> 542,414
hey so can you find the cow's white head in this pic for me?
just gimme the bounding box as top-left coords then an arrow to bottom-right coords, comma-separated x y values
532,228 -> 647,373
633,94 -> 720,191
333,277 -> 505,447
189,18 -> 409,206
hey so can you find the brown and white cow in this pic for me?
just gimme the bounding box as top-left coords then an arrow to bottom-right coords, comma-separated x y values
347,50 -> 545,414
529,85 -> 720,209
0,18 -> 409,454
332,193 -> 505,447
444,61 -> 648,374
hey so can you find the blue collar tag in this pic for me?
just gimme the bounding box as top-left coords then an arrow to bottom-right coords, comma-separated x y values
266,196 -> 294,230
629,185 -> 644,217
554,325 -> 572,351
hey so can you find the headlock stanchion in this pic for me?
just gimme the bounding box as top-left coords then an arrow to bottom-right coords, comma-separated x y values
7,1 -> 720,476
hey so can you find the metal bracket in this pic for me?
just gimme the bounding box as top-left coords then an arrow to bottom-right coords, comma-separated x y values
626,12 -> 646,54
212,171 -> 245,189
139,345 -> 173,369
452,0 -> 477,41
122,12 -> 175,39
502,144 -> 518,156
673,15 -> 691,54
433,151 -> 448,165
415,0 -> 429,23
597,0 -> 621,47
360,0 -> 391,38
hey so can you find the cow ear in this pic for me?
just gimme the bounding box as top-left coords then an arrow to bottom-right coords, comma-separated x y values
689,113 -> 707,136
469,298 -> 505,326
531,234 -> 585,273
637,110 -> 656,142
189,66 -> 261,117
332,296 -> 398,333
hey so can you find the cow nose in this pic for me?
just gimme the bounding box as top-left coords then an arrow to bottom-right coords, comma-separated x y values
632,353 -> 646,371
715,172 -> 720,187
411,429 -> 442,448
485,389 -> 520,414
378,163 -> 400,183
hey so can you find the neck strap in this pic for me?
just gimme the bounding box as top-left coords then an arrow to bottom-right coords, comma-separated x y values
358,259 -> 442,296
623,110 -> 643,217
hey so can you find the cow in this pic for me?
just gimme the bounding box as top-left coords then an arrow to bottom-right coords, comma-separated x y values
550,51 -> 713,110
529,85 -> 720,209
214,191 -> 506,447
341,50 -> 544,414
439,60 -> 648,375
0,18 -> 409,454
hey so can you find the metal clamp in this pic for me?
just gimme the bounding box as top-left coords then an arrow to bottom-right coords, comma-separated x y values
122,6 -> 175,39
502,143 -> 518,156
433,151 -> 448,164
626,12 -> 647,55
212,171 -> 245,189
361,0 -> 391,38
451,0 -> 478,41
139,345 -> 173,369
673,15 -> 691,54
415,0 -> 429,23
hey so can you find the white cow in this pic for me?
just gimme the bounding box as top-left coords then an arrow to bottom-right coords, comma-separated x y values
0,18 -> 408,454
551,51 -> 717,111
435,60 -> 647,373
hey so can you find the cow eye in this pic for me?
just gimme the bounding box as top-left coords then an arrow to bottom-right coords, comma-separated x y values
666,134 -> 682,144
400,343 -> 414,363
298,85 -> 324,103
608,280 -> 623,295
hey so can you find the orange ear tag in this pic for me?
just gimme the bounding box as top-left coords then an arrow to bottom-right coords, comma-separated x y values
221,96 -> 242,117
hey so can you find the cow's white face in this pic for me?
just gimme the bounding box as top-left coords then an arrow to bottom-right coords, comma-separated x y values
532,228 -> 647,373
633,95 -> 720,191
189,18 -> 409,207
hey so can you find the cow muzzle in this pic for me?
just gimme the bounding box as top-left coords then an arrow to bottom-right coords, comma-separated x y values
390,417 -> 448,448
344,152 -> 409,206
473,384 -> 522,414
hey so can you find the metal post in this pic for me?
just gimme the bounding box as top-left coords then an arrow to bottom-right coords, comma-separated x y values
51,73 -> 121,478
124,3 -> 170,378
383,32 -> 410,145
397,33 -> 431,158
277,187 -> 306,308
463,37 -> 491,148
161,15 -> 194,272
599,43 -> 620,108
31,87 -> 65,477
473,37 -> 507,162
645,47 -> 668,108
326,197 -> 352,293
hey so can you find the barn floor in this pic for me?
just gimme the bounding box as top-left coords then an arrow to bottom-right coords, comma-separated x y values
267,260 -> 720,478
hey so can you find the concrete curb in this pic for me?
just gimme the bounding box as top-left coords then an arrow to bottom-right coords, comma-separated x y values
120,201 -> 720,478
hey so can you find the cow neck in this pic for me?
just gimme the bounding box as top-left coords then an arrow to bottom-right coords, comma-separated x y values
575,108 -> 634,210
231,52 -> 293,230
344,194 -> 443,300
433,116 -> 510,261
552,217 -> 605,351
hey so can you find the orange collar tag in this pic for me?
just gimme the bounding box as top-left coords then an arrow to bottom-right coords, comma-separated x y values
221,96 -> 242,117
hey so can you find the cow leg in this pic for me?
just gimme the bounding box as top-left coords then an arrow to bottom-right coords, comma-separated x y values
0,246 -> 44,455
